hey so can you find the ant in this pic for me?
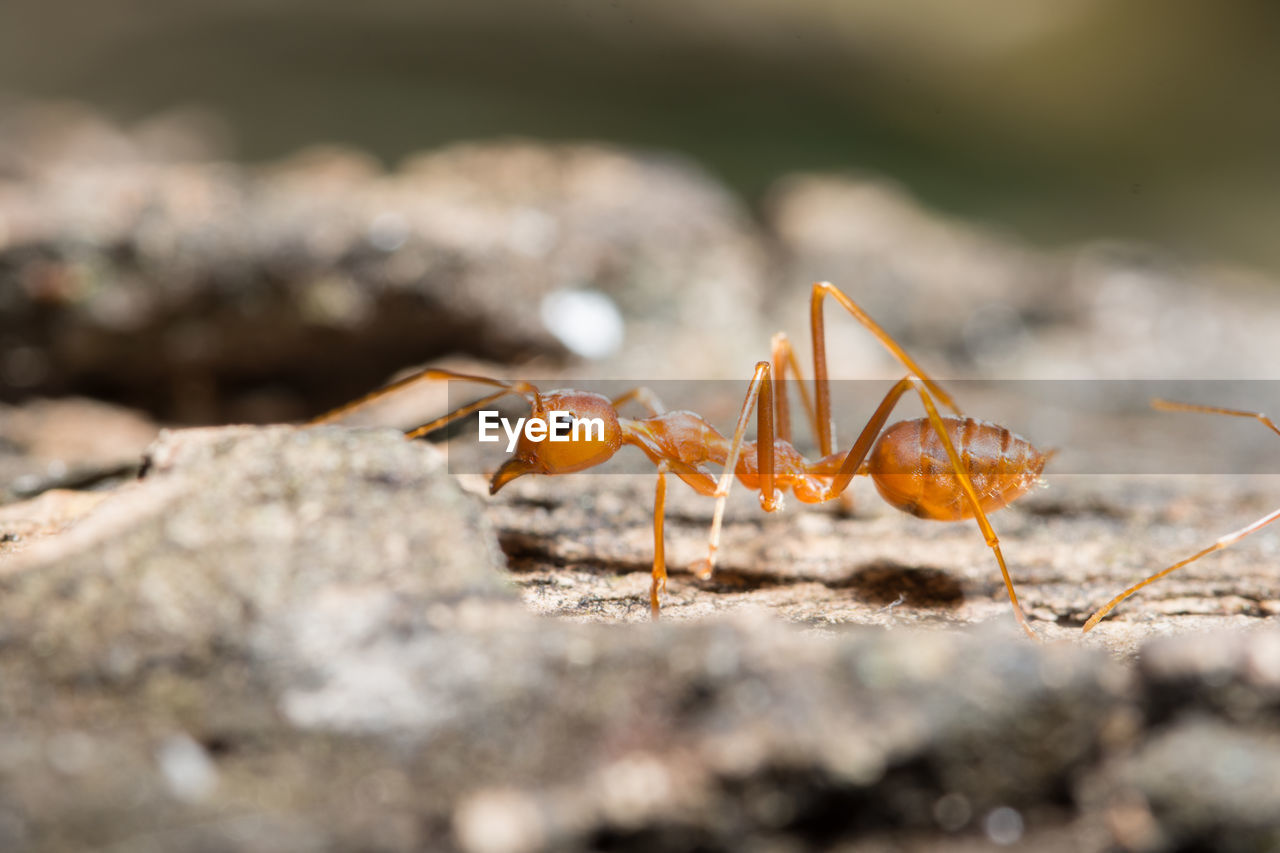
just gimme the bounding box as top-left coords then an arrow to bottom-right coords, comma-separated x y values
312,282 -> 1051,640
1083,399 -> 1280,631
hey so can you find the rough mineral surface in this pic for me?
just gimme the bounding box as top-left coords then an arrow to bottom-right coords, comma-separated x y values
0,426 -> 1275,851
0,102 -> 766,422
2,107 -> 1280,852
0,396 -> 157,503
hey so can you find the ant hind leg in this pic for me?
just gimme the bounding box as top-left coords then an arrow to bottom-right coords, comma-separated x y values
1083,508 -> 1280,632
1083,399 -> 1280,631
908,378 -> 1040,641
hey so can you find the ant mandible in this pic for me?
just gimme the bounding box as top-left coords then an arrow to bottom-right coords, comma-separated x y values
312,282 -> 1051,640
1083,399 -> 1280,631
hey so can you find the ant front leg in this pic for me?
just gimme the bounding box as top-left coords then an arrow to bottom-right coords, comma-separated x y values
692,361 -> 777,581
650,460 -> 670,617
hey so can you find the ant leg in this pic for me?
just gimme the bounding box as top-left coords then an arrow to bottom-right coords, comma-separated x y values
691,361 -> 775,580
804,375 -> 1036,638
815,377 -> 917,498
310,367 -> 540,425
404,388 -> 532,440
651,460 -> 671,618
1151,399 -> 1280,438
775,330 -> 857,511
811,376 -> 1035,638
778,327 -> 860,507
1082,400 -> 1280,631
770,332 -> 818,446
1083,508 -> 1280,632
308,367 -> 542,440
809,281 -> 959,457
908,378 -> 1039,641
612,387 -> 667,416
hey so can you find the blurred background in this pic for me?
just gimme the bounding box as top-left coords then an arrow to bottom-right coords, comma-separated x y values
3,0 -> 1280,434
6,0 -> 1280,267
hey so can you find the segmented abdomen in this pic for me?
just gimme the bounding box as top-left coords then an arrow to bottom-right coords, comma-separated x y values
867,417 -> 1047,521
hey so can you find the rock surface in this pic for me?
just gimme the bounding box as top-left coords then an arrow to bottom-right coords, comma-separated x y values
0,425 -> 1277,851
3,106 -> 1280,852
0,396 -> 157,504
0,103 -> 766,422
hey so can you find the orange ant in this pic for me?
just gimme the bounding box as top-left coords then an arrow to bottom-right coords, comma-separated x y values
1083,399 -> 1280,631
312,282 -> 1051,640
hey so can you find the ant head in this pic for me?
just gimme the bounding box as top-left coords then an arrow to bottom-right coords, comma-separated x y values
490,391 -> 622,494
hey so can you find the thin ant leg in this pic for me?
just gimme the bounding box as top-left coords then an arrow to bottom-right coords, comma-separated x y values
691,369 -> 1037,639
1082,399 -> 1280,632
692,370 -> 928,586
908,378 -> 1038,641
691,361 -> 773,580
770,332 -> 817,445
641,455 -> 721,615
651,460 -> 671,617
308,367 -> 542,440
774,330 -> 855,512
404,389 -> 528,440
1151,399 -> 1280,438
1083,509 -> 1280,632
612,387 -> 667,416
816,377 -> 918,498
810,281 -> 959,456
759,365 -> 777,512
310,367 -> 540,424
807,376 -> 1036,639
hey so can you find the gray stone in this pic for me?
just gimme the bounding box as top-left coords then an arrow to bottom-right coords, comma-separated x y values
0,396 -> 157,504
0,104 -> 766,422
1,426 -> 511,681
1097,719 -> 1280,852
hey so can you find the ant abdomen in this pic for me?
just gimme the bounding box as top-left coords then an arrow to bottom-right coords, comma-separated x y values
869,417 -> 1048,522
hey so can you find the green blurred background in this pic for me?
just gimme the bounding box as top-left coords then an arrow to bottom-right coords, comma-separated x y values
3,0 -> 1279,274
